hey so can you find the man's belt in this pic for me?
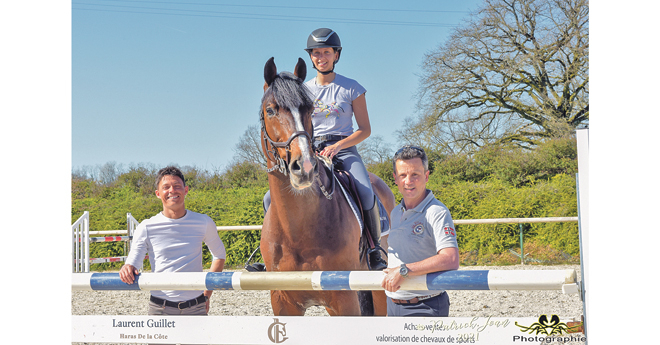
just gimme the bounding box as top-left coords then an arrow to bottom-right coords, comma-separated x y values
390,292 -> 443,305
150,294 -> 207,310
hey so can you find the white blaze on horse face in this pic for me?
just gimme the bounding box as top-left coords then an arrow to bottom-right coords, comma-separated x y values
291,108 -> 314,174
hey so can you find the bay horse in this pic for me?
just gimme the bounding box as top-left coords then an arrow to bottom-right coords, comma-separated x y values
259,57 -> 395,316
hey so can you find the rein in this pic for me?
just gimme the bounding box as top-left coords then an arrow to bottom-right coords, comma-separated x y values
316,156 -> 335,200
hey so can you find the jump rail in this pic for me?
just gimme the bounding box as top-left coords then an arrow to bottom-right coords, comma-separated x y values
72,211 -> 90,273
72,213 -> 140,272
72,269 -> 579,294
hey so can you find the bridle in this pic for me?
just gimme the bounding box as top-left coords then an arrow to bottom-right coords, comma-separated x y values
259,102 -> 313,176
259,82 -> 335,199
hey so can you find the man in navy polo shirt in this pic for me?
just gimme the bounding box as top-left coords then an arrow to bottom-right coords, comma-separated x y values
381,146 -> 459,316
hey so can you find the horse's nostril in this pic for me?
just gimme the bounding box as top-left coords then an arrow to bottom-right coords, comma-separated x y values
290,157 -> 316,176
290,160 -> 301,173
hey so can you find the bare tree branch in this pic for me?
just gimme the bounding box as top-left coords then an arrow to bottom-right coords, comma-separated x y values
232,124 -> 268,168
356,135 -> 394,165
402,0 -> 588,153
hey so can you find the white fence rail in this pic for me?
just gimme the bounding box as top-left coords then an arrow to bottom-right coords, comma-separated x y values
73,213 -> 578,272
454,217 -> 577,224
88,218 -> 578,235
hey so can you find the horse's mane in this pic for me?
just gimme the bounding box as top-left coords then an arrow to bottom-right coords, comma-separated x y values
262,72 -> 313,115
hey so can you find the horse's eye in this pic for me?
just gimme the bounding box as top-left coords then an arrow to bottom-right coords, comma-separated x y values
266,107 -> 276,117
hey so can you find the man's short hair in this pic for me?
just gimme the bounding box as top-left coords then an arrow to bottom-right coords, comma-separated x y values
155,166 -> 186,188
392,145 -> 429,173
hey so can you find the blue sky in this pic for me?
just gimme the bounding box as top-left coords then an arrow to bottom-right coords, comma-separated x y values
72,0 -> 483,172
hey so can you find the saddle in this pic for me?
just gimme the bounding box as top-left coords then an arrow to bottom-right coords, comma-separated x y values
332,165 -> 390,248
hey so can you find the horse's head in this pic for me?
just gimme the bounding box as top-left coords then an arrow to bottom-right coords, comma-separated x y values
260,57 -> 318,190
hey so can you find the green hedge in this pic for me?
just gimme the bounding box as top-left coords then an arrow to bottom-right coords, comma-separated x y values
72,138 -> 581,270
427,174 -> 578,259
73,185 -> 268,270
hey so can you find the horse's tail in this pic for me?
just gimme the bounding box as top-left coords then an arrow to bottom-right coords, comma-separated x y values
358,291 -> 375,316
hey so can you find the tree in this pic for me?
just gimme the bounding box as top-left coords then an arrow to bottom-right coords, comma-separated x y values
72,165 -> 98,181
356,135 -> 394,166
232,124 -> 395,168
222,160 -> 269,189
99,161 -> 124,186
227,124 -> 269,188
115,164 -> 157,194
402,0 -> 589,154
232,124 -> 268,168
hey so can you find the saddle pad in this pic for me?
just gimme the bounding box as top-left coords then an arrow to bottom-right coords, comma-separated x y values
333,169 -> 390,236
377,198 -> 390,237
333,172 -> 363,231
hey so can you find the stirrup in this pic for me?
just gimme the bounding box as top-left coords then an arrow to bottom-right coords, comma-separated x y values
368,245 -> 388,256
244,246 -> 267,272
245,263 -> 267,272
367,247 -> 387,271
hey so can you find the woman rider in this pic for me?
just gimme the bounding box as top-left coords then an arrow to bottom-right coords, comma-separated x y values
264,28 -> 387,270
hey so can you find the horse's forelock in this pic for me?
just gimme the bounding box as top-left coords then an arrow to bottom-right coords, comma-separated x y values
261,86 -> 274,106
271,72 -> 313,115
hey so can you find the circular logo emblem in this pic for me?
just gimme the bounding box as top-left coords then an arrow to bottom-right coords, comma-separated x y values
412,222 -> 424,235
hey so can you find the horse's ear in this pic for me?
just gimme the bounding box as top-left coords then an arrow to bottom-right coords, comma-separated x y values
294,57 -> 307,82
264,57 -> 277,87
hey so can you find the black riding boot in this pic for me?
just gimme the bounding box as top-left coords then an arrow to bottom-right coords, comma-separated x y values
363,198 -> 388,271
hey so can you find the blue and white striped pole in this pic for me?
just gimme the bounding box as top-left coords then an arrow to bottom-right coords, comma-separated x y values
72,269 -> 579,293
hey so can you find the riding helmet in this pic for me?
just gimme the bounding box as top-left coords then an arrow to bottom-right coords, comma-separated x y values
305,28 -> 342,64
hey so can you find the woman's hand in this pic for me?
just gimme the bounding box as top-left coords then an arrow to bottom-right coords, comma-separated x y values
319,142 -> 343,160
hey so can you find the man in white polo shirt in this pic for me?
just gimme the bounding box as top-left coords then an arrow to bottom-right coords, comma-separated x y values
119,166 -> 226,315
381,146 -> 459,316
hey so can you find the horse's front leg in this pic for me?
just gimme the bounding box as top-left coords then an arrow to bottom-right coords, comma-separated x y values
371,290 -> 388,316
270,291 -> 306,316
324,291 -> 361,316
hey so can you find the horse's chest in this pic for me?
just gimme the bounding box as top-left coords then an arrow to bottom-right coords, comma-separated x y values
262,209 -> 360,271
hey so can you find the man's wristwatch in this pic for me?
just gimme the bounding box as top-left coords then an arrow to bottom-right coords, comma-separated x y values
399,264 -> 409,278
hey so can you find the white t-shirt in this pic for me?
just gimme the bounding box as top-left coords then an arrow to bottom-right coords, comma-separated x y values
304,73 -> 366,137
125,210 -> 226,301
386,190 -> 458,300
